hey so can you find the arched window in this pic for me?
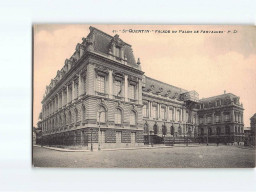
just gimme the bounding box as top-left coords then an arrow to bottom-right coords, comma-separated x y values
68,111 -> 72,124
63,114 -> 66,125
52,119 -> 55,129
162,125 -> 167,136
201,128 -> 204,135
130,111 -> 136,125
208,127 -> 212,135
97,106 -> 106,123
153,124 -> 158,135
56,117 -> 58,128
178,126 -> 182,135
170,126 -> 174,135
217,127 -> 221,135
144,123 -> 148,134
59,115 -> 62,127
225,125 -> 230,135
115,108 -> 122,124
74,108 -> 78,123
82,105 -> 86,122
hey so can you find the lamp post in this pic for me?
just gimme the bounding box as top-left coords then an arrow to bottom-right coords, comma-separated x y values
98,110 -> 106,151
150,130 -> 153,147
207,128 -> 209,146
90,128 -> 93,152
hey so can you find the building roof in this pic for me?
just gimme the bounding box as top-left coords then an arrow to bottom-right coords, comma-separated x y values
89,26 -> 137,67
200,93 -> 238,102
251,113 -> 256,119
143,76 -> 187,99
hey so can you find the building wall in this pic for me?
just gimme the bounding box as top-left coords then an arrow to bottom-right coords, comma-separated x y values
39,27 -> 245,148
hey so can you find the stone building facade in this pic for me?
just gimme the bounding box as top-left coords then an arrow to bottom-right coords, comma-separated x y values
197,93 -> 244,144
40,26 -> 244,149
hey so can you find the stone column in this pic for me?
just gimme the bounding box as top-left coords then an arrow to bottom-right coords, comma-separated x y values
158,104 -> 161,119
138,79 -> 142,104
166,106 -> 169,122
232,109 -> 235,122
66,85 -> 69,104
72,80 -> 75,101
62,89 -> 64,108
78,72 -> 83,98
57,93 -> 59,110
149,101 -> 152,118
173,107 -> 176,121
212,112 -> 215,124
220,111 -> 223,122
108,70 -> 113,99
124,75 -> 128,102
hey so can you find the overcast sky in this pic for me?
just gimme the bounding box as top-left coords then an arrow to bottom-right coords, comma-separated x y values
33,24 -> 256,127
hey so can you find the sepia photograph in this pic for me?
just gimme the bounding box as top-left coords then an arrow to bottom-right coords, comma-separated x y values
32,24 -> 256,168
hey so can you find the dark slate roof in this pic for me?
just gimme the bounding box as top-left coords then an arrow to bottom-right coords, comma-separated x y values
251,113 -> 256,119
143,76 -> 188,99
199,93 -> 238,103
89,26 -> 137,67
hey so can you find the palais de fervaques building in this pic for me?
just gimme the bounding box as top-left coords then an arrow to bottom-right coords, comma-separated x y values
39,26 -> 245,149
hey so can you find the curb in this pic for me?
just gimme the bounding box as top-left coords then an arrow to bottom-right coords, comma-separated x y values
34,145 -> 91,152
34,144 -> 205,152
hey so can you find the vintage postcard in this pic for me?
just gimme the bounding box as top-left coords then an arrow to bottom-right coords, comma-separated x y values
33,25 -> 256,168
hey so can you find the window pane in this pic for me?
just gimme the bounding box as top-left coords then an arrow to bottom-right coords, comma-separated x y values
129,85 -> 135,99
130,111 -> 136,125
114,81 -> 121,96
97,76 -> 105,93
115,109 -> 122,124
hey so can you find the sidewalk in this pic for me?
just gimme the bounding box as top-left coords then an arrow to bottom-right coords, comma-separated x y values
33,143 -> 204,152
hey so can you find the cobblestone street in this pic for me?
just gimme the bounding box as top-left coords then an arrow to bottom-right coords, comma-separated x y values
33,145 -> 255,168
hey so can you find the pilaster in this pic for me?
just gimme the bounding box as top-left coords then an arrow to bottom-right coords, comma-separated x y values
108,70 -> 113,99
124,75 -> 128,102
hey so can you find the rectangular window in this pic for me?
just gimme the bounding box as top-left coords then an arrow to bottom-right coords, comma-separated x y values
207,116 -> 212,123
115,111 -> 122,124
161,107 -> 166,119
215,115 -> 220,123
152,106 -> 157,119
114,80 -> 122,96
129,84 -> 135,99
199,117 -> 204,124
143,104 -> 148,118
116,131 -> 121,143
224,114 -> 230,121
186,112 -> 189,122
130,112 -> 136,125
168,108 -> 173,121
176,110 -> 181,121
97,76 -> 105,93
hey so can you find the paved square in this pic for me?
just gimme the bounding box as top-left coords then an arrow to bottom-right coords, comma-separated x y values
33,145 -> 255,168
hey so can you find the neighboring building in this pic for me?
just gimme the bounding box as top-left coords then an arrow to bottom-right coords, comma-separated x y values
244,127 -> 251,136
250,113 -> 256,136
248,113 -> 256,146
197,92 -> 244,144
39,26 -> 244,149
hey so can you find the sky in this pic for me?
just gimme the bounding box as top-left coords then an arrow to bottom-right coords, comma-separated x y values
33,24 -> 256,127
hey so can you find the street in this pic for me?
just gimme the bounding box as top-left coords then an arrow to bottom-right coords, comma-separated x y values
33,145 -> 255,168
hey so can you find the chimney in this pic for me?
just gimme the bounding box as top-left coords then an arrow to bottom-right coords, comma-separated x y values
224,90 -> 226,94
